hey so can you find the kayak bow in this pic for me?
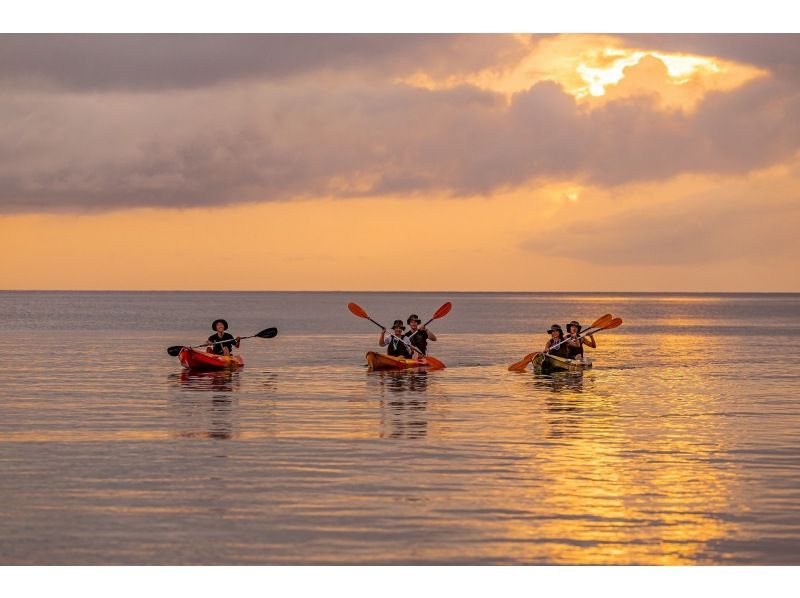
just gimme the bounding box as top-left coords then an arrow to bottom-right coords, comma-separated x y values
532,353 -> 592,373
179,347 -> 244,371
366,351 -> 445,371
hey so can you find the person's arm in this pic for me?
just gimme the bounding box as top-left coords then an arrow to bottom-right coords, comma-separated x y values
544,339 -> 552,353
583,334 -> 596,349
379,329 -> 389,347
422,327 -> 437,342
234,335 -> 241,348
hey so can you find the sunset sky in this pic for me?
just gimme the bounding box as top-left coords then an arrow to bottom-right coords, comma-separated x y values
1,33 -> 799,291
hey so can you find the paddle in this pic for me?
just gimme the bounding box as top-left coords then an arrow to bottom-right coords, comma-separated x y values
348,302 -> 446,369
407,302 -> 452,341
545,316 -> 622,354
167,327 -> 278,356
507,314 -> 614,372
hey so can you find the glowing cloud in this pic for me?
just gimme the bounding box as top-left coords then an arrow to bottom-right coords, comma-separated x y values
401,34 -> 767,112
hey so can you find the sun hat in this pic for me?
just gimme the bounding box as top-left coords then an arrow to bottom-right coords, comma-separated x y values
407,314 -> 421,324
211,319 -> 229,331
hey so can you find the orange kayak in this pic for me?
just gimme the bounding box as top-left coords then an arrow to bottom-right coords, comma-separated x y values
366,351 -> 444,371
179,347 -> 244,371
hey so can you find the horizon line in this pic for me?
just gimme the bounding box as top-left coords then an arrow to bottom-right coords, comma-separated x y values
1,289 -> 799,295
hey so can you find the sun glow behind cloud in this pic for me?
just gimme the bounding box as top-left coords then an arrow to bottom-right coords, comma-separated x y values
401,34 -> 766,111
572,49 -> 724,98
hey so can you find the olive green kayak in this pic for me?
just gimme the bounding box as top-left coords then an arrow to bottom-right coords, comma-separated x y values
531,353 -> 592,373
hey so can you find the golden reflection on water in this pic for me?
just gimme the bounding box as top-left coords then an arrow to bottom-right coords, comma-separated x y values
553,295 -> 729,303
489,341 -> 741,565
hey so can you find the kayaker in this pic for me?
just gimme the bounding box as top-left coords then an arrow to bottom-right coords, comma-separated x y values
379,320 -> 413,359
207,319 -> 241,356
543,324 -> 570,358
564,320 -> 595,360
404,313 -> 438,356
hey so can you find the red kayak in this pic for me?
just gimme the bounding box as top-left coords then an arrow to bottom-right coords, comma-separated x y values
179,347 -> 244,371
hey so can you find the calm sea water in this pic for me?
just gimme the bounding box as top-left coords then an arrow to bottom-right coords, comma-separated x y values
1,291 -> 799,565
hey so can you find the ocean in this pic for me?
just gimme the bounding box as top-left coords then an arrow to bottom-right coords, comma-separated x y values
1,291 -> 799,564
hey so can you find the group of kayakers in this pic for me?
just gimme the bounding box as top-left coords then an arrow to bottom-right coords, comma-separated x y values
543,320 -> 596,360
378,314 -> 438,358
201,316 -> 595,361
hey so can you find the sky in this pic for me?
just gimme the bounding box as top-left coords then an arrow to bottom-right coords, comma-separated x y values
1,33 -> 799,291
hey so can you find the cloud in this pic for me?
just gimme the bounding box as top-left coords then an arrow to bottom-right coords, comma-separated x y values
521,169 -> 800,266
0,34 -> 532,91
617,34 -> 800,78
1,34 -> 799,213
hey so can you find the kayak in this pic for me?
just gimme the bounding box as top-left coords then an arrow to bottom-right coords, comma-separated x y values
366,351 -> 441,371
531,353 -> 592,373
179,347 -> 244,371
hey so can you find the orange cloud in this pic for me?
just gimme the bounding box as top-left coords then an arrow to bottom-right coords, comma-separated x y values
400,34 -> 767,112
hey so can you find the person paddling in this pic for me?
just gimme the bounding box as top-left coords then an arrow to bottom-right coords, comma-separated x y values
403,313 -> 438,356
544,324 -> 570,358
564,320 -> 595,360
379,319 -> 413,359
207,319 -> 241,356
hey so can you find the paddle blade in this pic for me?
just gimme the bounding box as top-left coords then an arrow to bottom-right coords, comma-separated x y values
255,327 -> 278,339
432,302 -> 452,320
348,302 -> 369,318
601,317 -> 623,330
423,355 -> 446,369
167,345 -> 184,357
590,313 -> 613,328
508,352 -> 537,372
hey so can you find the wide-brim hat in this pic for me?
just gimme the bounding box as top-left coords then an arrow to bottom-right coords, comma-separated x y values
546,324 -> 563,334
211,319 -> 229,331
407,314 -> 421,324
565,320 -> 582,333
391,319 -> 406,330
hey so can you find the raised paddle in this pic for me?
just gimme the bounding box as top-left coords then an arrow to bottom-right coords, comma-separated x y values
167,327 -> 278,356
406,301 -> 452,341
546,317 -> 622,353
507,314 -> 614,372
348,303 -> 446,369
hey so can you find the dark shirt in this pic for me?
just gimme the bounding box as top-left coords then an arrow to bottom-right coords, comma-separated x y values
386,335 -> 412,358
545,337 -> 570,358
403,329 -> 429,355
207,332 -> 237,355
566,337 -> 584,359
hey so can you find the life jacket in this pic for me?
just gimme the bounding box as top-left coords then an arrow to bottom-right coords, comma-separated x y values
387,336 -> 412,358
404,330 -> 428,355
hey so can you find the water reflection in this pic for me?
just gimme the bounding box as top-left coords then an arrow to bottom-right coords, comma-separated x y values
171,369 -> 241,393
531,370 -> 590,394
505,356 -> 743,564
167,370 -> 240,440
372,371 -> 429,439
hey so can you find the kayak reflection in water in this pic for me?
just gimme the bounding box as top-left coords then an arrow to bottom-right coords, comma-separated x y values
544,324 -> 570,357
404,313 -> 438,356
564,320 -> 596,360
207,319 -> 241,356
379,319 -> 413,358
